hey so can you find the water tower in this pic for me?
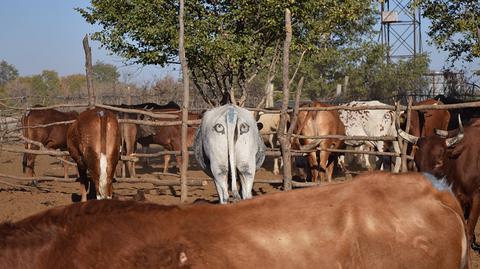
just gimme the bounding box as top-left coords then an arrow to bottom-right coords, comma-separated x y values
379,0 -> 422,62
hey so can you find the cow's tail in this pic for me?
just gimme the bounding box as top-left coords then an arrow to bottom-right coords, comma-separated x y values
226,106 -> 240,201
98,110 -> 108,199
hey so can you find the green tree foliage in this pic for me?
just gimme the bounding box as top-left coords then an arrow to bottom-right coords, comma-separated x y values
62,74 -> 86,94
77,0 -> 376,105
417,0 -> 480,62
30,70 -> 61,102
0,60 -> 19,86
92,61 -> 120,83
300,43 -> 430,101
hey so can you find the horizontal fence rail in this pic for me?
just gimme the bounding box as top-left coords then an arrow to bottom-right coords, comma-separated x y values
1,98 -> 478,194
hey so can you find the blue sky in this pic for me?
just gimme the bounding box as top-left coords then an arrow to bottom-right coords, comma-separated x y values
0,1 -> 477,85
0,0 -> 178,85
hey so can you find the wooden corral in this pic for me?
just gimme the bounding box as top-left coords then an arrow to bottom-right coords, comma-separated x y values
2,97 -> 480,202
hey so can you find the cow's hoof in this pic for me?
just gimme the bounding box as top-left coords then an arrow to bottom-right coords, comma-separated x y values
472,241 -> 480,253
28,180 -> 38,187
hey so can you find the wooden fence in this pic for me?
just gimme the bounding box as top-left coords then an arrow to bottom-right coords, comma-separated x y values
2,98 -> 480,201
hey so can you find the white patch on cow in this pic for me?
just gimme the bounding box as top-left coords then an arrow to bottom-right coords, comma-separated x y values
460,225 -> 467,269
98,153 -> 108,199
179,252 -> 188,266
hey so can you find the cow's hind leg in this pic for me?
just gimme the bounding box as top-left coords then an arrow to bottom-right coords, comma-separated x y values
163,154 -> 171,173
467,193 -> 480,252
23,144 -> 39,177
238,164 -> 255,200
318,147 -> 332,182
307,152 -> 319,183
211,165 -> 229,204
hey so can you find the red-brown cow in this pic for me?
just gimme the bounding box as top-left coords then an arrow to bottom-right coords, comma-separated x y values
0,172 -> 469,268
401,98 -> 451,171
21,107 -> 78,179
399,116 -> 480,253
293,101 -> 345,182
67,108 -> 120,201
407,98 -> 451,137
137,112 -> 202,173
116,102 -> 180,176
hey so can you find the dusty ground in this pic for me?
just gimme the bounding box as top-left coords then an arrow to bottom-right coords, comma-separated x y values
0,145 -> 284,221
0,144 -> 478,266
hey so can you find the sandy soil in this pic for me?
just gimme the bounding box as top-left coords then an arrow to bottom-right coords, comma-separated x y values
0,144 -> 478,266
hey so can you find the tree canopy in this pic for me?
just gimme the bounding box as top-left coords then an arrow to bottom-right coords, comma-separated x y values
0,60 -> 19,86
92,61 -> 120,83
417,0 -> 480,62
77,0 -> 376,105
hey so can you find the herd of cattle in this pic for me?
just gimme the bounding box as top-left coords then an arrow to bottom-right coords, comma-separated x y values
1,96 -> 479,267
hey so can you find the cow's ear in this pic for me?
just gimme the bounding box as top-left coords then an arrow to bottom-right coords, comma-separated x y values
257,122 -> 264,130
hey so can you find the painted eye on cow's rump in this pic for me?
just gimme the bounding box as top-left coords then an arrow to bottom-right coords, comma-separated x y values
239,123 -> 249,134
214,123 -> 225,134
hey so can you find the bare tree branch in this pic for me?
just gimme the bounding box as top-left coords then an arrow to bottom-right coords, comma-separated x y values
289,49 -> 307,86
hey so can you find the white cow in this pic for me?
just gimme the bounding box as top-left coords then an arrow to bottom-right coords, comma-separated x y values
194,104 -> 266,204
255,110 -> 287,175
338,101 -> 401,172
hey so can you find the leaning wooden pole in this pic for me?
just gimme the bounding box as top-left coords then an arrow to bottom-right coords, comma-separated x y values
83,34 -> 95,107
178,0 -> 190,203
277,8 -> 293,191
400,97 -> 413,172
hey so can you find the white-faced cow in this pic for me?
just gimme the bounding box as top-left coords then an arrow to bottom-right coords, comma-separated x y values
21,107 -> 78,179
338,100 -> 401,172
0,172 -> 469,268
255,109 -> 287,175
67,108 -> 120,201
194,104 -> 265,204
399,116 -> 480,253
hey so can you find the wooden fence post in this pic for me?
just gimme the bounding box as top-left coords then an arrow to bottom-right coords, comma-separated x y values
400,97 -> 413,172
179,0 -> 190,203
83,35 -> 95,107
277,8 -> 293,191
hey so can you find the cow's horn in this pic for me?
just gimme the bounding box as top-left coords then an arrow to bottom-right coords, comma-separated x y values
445,115 -> 464,147
398,129 -> 419,144
395,114 -> 419,144
435,129 -> 449,138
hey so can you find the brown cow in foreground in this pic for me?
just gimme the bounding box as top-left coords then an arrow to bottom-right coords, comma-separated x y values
0,172 -> 469,268
293,101 -> 345,182
399,116 -> 480,253
21,107 -> 78,179
67,108 -> 120,201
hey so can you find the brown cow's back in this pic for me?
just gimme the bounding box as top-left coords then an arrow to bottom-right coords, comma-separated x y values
22,108 -> 78,177
0,172 -> 468,268
409,99 -> 450,137
67,108 -> 120,200
294,101 -> 345,182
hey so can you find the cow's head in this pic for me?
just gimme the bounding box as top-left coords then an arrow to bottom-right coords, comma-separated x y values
398,115 -> 464,178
